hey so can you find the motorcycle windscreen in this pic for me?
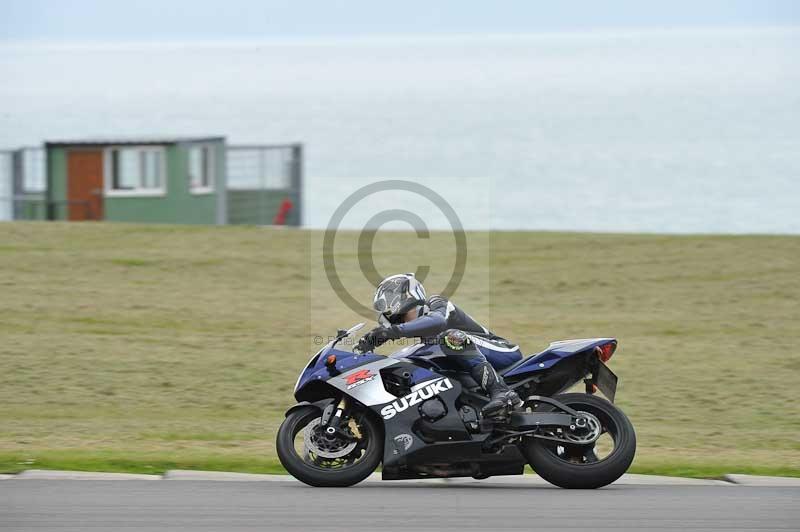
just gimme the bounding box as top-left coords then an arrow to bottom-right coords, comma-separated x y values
594,361 -> 618,403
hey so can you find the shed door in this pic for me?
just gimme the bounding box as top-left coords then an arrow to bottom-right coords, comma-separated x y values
67,150 -> 104,221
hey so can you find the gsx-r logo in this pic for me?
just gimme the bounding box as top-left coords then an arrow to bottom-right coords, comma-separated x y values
380,378 -> 454,420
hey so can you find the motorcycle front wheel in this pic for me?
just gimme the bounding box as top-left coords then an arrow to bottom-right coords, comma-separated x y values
522,393 -> 636,489
276,405 -> 383,487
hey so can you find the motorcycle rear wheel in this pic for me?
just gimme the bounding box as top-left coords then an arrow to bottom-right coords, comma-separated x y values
522,393 -> 636,489
276,405 -> 383,487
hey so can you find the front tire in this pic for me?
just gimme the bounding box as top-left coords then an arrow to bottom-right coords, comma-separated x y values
522,393 -> 636,489
276,405 -> 383,487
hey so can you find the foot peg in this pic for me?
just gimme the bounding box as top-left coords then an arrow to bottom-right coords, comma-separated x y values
481,390 -> 523,417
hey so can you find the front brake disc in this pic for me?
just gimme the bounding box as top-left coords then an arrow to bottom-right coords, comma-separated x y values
303,418 -> 358,459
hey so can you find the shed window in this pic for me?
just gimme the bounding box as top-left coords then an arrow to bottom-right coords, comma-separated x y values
107,147 -> 165,195
188,146 -> 215,193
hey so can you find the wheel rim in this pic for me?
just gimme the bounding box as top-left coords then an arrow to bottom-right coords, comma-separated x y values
290,413 -> 374,471
539,401 -> 622,466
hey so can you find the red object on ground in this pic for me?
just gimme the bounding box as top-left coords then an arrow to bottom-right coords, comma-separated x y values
273,197 -> 294,225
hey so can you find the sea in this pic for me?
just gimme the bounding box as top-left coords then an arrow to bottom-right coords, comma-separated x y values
1,27 -> 798,233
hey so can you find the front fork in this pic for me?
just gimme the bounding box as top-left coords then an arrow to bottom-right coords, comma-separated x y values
321,396 -> 351,438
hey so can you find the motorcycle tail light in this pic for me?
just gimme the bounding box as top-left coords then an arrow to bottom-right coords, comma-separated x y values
596,342 -> 616,362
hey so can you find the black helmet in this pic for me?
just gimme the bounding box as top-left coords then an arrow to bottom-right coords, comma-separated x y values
373,273 -> 427,324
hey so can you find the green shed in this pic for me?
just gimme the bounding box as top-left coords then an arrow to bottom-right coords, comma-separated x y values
45,137 -> 227,224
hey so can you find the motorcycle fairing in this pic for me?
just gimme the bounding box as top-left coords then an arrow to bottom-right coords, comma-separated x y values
334,360 -> 523,480
294,346 -> 384,399
377,376 -> 526,480
372,373 -> 485,479
295,344 -> 441,402
502,337 -> 615,378
294,350 -> 520,479
325,357 -> 398,406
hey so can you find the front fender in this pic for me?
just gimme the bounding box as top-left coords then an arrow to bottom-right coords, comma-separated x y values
283,398 -> 336,418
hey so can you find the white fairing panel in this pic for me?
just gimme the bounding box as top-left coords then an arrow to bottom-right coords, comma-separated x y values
327,358 -> 399,406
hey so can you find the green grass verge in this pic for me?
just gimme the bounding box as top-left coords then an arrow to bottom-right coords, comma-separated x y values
628,462 -> 800,480
1,222 -> 799,478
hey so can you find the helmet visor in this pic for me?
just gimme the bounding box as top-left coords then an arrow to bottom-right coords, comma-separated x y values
373,277 -> 408,316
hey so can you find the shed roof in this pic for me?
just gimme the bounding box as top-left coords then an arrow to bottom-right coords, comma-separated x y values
45,136 -> 225,147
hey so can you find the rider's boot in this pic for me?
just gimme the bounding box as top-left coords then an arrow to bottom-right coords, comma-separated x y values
471,361 -> 523,416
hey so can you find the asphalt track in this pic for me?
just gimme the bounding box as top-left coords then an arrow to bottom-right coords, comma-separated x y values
2,478 -> 799,532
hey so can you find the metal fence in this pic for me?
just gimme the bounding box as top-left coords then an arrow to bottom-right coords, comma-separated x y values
226,144 -> 302,226
0,143 -> 303,226
0,150 -> 14,222
0,151 -> 11,221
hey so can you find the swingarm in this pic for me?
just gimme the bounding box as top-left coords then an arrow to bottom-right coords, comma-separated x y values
484,395 -> 602,447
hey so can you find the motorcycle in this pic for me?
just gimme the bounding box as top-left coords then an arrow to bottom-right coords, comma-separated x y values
277,323 -> 636,488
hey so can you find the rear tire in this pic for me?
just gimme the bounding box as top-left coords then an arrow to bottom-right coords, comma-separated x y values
276,405 -> 383,487
522,393 -> 636,489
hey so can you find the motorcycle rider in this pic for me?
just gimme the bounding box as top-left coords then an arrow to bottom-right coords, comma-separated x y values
356,273 -> 524,416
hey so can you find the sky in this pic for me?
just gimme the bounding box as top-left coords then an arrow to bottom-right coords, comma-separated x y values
1,0 -> 799,42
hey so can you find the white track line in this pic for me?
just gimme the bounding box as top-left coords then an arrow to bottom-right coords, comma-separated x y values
14,469 -> 160,480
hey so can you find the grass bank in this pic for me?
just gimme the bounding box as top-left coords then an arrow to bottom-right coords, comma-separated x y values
1,222 -> 798,477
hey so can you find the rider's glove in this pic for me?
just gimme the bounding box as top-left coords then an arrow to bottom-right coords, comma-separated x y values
356,326 -> 400,353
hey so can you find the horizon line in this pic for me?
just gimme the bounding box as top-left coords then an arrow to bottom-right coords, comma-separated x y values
2,25 -> 799,49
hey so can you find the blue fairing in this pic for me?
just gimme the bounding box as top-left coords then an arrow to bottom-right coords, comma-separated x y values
294,345 -> 384,397
502,338 -> 615,378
